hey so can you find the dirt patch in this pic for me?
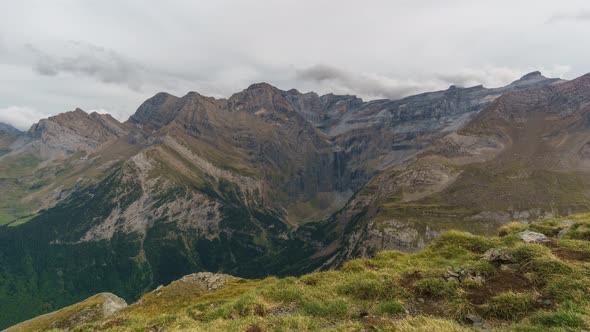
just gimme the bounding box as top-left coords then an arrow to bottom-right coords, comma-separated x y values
551,248 -> 590,261
400,270 -> 423,288
409,298 -> 448,317
467,270 -> 535,305
246,325 -> 264,332
544,240 -> 590,262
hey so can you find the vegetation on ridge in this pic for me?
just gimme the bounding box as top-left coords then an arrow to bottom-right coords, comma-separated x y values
23,213 -> 590,331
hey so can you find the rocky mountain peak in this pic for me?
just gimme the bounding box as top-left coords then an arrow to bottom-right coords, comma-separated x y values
228,82 -> 299,116
519,71 -> 544,80
27,107 -> 127,157
245,82 -> 279,92
127,92 -> 181,130
502,70 -> 559,90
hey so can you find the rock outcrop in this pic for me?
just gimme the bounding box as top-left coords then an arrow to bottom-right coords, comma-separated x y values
5,293 -> 126,332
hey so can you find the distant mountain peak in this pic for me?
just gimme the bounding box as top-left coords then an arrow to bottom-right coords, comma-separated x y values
245,82 -> 278,91
0,122 -> 22,134
519,71 -> 545,80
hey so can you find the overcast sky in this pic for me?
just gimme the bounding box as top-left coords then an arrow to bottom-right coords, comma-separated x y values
1,0 -> 589,129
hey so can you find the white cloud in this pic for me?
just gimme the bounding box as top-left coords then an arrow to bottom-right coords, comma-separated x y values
0,106 -> 50,130
0,1 -> 588,124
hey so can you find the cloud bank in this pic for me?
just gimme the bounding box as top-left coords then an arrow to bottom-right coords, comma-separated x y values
27,42 -> 147,91
0,106 -> 50,131
0,1 -> 588,129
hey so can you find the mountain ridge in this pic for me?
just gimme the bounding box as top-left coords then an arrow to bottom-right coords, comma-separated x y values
0,70 -> 579,328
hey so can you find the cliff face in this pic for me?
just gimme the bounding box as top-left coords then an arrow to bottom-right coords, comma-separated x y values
326,73 -> 590,266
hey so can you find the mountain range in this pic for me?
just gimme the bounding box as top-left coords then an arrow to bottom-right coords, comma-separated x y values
3,70 -> 590,328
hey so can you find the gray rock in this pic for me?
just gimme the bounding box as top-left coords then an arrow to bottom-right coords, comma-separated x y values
557,228 -> 569,239
447,270 -> 460,277
482,248 -> 516,263
560,219 -> 575,227
517,230 -> 547,243
172,272 -> 234,291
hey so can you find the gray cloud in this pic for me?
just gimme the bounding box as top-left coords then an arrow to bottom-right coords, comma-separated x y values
296,64 -> 430,100
26,42 -> 146,91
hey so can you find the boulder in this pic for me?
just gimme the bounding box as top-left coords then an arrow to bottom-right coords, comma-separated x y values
517,230 -> 547,243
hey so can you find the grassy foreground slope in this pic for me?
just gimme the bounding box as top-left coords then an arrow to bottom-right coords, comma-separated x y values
15,213 -> 590,331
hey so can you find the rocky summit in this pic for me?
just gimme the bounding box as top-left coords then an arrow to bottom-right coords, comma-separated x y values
3,71 -> 590,330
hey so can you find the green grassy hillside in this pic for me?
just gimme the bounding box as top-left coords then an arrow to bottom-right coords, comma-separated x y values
17,213 -> 590,331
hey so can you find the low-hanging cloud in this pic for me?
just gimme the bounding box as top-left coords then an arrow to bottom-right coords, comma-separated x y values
0,106 -> 50,130
26,42 -> 147,91
296,64 -> 435,100
437,65 -> 572,88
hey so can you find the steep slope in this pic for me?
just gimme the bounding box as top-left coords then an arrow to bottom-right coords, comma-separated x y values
326,73 -> 590,265
5,293 -> 127,332
10,214 -> 590,331
0,109 -> 134,226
